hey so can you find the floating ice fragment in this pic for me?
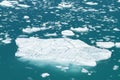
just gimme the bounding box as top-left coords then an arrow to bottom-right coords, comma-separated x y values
81,68 -> 89,73
61,30 -> 75,36
15,37 -> 112,67
41,73 -> 50,78
17,4 -> 30,8
115,42 -> 120,48
113,28 -> 120,31
44,33 -> 57,37
96,42 -> 115,48
85,2 -> 98,5
0,1 -> 14,7
58,2 -> 73,8
56,65 -> 69,72
22,27 -> 41,34
0,0 -> 30,8
118,0 -> 120,2
23,16 -> 30,19
71,27 -> 89,32
2,38 -> 12,44
113,65 -> 119,70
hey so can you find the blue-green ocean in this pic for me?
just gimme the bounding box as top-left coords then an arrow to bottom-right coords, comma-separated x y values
0,0 -> 120,80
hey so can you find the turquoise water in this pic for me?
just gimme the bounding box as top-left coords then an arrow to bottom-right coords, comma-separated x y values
0,0 -> 120,80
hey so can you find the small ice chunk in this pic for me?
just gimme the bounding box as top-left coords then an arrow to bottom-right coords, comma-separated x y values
44,33 -> 57,37
61,30 -> 74,36
22,27 -> 41,34
113,65 -> 119,70
0,25 -> 3,28
56,66 -> 69,71
23,16 -> 30,19
118,0 -> 120,2
113,28 -> 120,31
86,2 -> 98,5
81,68 -> 89,73
0,1 -> 14,7
58,2 -> 73,8
118,59 -> 120,62
71,27 -> 89,32
41,73 -> 50,78
2,38 -> 12,44
96,42 -> 115,48
0,1 -> 29,8
17,4 -> 30,8
115,42 -> 120,48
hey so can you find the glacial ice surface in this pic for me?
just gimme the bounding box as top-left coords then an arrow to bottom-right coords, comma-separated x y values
15,37 -> 112,67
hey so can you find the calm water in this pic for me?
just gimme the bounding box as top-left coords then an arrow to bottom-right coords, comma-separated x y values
0,0 -> 120,80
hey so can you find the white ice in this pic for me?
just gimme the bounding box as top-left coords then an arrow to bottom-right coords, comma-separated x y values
41,73 -> 50,78
0,1 -> 14,7
0,0 -> 30,8
2,37 -> 12,44
85,2 -> 98,5
96,42 -> 115,48
15,37 -> 111,67
118,0 -> 120,2
61,30 -> 75,36
57,2 -> 73,8
71,27 -> 89,32
115,42 -> 120,48
22,27 -> 41,34
113,65 -> 119,70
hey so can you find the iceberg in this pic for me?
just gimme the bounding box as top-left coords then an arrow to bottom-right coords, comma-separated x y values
15,37 -> 111,67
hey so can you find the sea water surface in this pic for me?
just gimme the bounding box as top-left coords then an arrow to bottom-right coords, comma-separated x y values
0,0 -> 120,80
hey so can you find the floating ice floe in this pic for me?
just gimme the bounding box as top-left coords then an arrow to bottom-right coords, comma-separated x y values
2,38 -> 12,44
61,30 -> 75,36
0,1 -> 14,7
96,42 -> 115,48
17,4 -> 30,8
57,2 -> 73,8
118,0 -> 120,2
22,27 -> 41,34
44,33 -> 57,37
113,65 -> 119,70
81,68 -> 89,73
0,0 -> 30,8
115,42 -> 120,48
113,28 -> 120,31
15,37 -> 111,67
85,2 -> 98,5
56,65 -> 69,72
41,73 -> 50,78
23,15 -> 30,19
71,27 -> 89,32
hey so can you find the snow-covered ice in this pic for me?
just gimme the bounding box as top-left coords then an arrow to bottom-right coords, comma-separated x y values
58,2 -> 73,8
23,16 -> 30,19
118,0 -> 120,2
41,73 -> 50,78
96,42 -> 115,48
2,38 -> 12,44
113,65 -> 119,70
17,4 -> 30,8
0,0 -> 30,8
115,42 -> 120,48
81,68 -> 89,73
71,27 -> 89,32
85,2 -> 98,5
0,1 -> 14,7
61,30 -> 75,36
22,27 -> 41,34
15,37 -> 111,67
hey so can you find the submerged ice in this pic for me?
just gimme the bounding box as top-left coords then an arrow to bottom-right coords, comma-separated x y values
15,37 -> 111,67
